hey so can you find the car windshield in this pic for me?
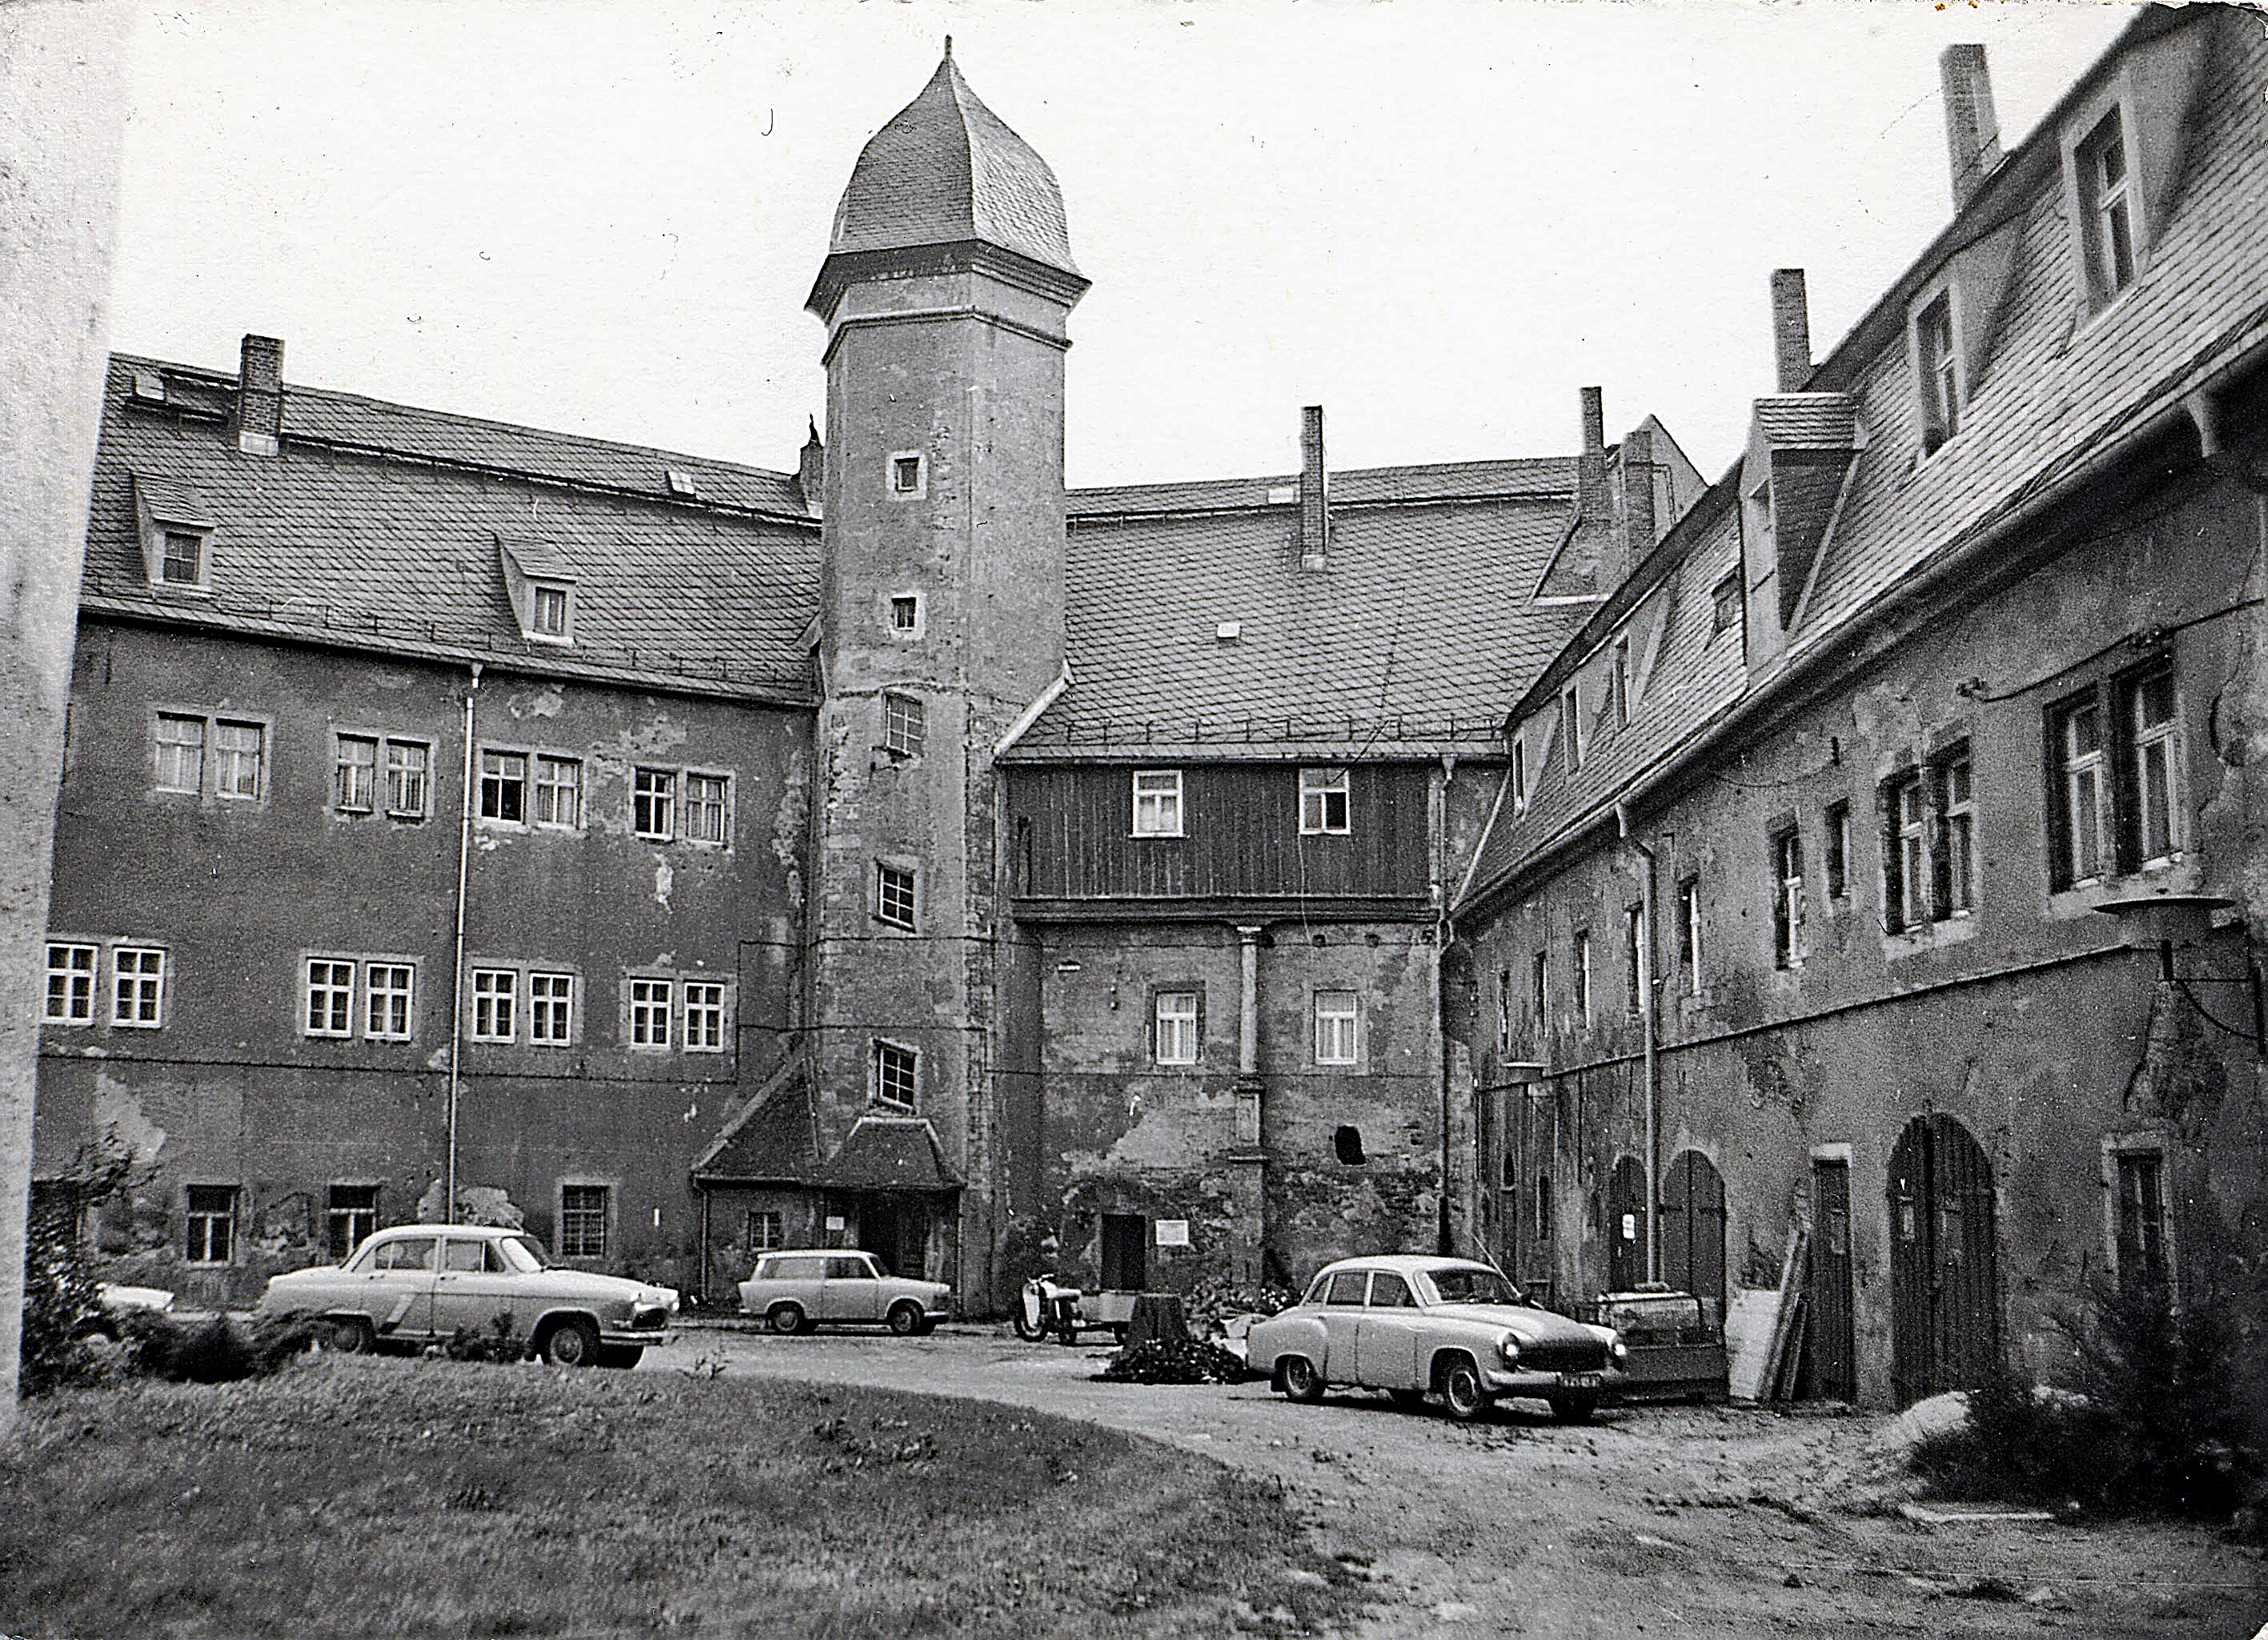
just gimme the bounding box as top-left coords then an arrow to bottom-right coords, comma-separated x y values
499,1235 -> 549,1272
1426,1267 -> 1526,1306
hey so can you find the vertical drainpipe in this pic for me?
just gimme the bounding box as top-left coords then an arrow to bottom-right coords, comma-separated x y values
445,663 -> 481,1227
1237,924 -> 1264,1280
1616,801 -> 1660,1285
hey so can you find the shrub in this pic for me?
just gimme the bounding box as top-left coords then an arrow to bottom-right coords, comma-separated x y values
444,1309 -> 526,1364
121,1312 -> 320,1385
19,1152 -> 138,1396
1094,1337 -> 1250,1385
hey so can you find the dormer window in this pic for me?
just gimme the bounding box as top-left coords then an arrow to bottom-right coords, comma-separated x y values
1915,291 -> 1961,455
130,473 -> 216,594
1711,573 -> 1741,638
496,534 -> 579,647
161,531 -> 206,586
2081,109 -> 2135,295
1561,685 -> 1583,774
531,585 -> 570,639
664,467 -> 699,498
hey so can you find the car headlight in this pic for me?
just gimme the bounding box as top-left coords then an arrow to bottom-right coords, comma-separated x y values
1498,1333 -> 1521,1366
1610,1334 -> 1630,1365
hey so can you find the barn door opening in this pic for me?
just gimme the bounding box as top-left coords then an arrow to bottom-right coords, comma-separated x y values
1608,1156 -> 1648,1292
1807,1159 -> 1857,1401
1100,1212 -> 1148,1291
1888,1114 -> 1998,1405
1659,1149 -> 1726,1317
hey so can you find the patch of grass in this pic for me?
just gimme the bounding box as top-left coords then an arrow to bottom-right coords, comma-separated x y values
0,1356 -> 1361,1638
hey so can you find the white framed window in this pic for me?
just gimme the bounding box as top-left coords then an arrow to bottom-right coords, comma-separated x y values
1889,771 -> 1929,933
528,971 -> 576,1045
185,1185 -> 237,1265
2052,693 -> 2109,889
1511,738 -> 1527,813
1313,991 -> 1359,1067
884,693 -> 925,757
1132,770 -> 1184,838
335,734 -> 378,813
1915,290 -> 1961,454
154,713 -> 204,793
558,1183 -> 609,1260
44,943 -> 97,1025
386,740 -> 430,818
683,772 -> 730,845
304,958 -> 356,1037
876,862 -> 917,931
327,1184 -> 379,1263
874,1039 -> 917,1108
1711,574 -> 1741,639
746,1209 -> 785,1252
1154,991 -> 1198,1066
534,755 -> 583,830
2080,107 -> 2136,296
366,963 -> 415,1040
530,584 -> 571,641
628,977 -> 674,1049
2127,665 -> 2180,868
213,720 -> 264,800
1299,767 -> 1351,835
111,947 -> 166,1028
1772,828 -> 1804,969
1561,685 -> 1582,773
684,981 -> 727,1052
470,968 -> 518,1043
1676,876 -> 1702,995
1943,746 -> 1976,916
888,593 -> 924,637
632,768 -> 675,841
160,530 -> 207,586
479,750 -> 528,825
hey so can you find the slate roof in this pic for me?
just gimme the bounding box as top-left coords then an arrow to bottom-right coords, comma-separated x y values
84,357 -> 822,701
1752,395 -> 1861,450
821,50 -> 1077,280
1461,5 -> 2268,906
813,1115 -> 965,1192
691,1061 -> 821,1184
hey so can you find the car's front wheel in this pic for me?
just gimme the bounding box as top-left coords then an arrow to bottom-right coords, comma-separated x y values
540,1317 -> 600,1368
768,1303 -> 810,1337
1547,1393 -> 1599,1424
1436,1355 -> 1491,1422
325,1316 -> 375,1355
1278,1356 -> 1324,1403
886,1300 -> 924,1337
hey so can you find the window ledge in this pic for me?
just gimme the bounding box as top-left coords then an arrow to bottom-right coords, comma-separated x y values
2046,857 -> 2202,922
1882,915 -> 1981,957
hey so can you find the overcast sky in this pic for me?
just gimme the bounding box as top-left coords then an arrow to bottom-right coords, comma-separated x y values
110,0 -> 2137,490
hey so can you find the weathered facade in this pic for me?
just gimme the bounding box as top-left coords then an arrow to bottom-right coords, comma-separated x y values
1453,6 -> 2268,1420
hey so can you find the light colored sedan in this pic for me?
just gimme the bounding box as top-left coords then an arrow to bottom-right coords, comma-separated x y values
254,1224 -> 678,1368
1247,1255 -> 1628,1423
737,1249 -> 951,1336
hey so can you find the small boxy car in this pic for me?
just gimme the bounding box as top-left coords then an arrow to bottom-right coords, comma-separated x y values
737,1249 -> 951,1336
1247,1255 -> 1628,1423
255,1224 -> 678,1368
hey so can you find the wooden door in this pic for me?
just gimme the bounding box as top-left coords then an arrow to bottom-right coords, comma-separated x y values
1807,1160 -> 1857,1401
1101,1213 -> 1147,1291
1659,1150 -> 1725,1315
1888,1115 -> 1998,1405
1608,1156 -> 1648,1292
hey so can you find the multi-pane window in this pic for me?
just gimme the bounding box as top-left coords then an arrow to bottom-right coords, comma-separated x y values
1131,770 -> 1183,837
1942,748 -> 1976,916
214,721 -> 264,799
528,971 -> 575,1045
153,713 -> 206,793
746,1209 -> 785,1252
533,755 -> 583,829
470,968 -> 518,1042
161,530 -> 205,585
1677,875 -> 1702,994
889,594 -> 920,633
875,1040 -> 917,1107
877,863 -> 917,931
479,750 -> 528,823
335,735 -> 379,813
2113,1150 -> 2168,1296
1623,904 -> 1645,1018
112,947 -> 166,1028
558,1184 -> 609,1260
684,982 -> 727,1052
185,1185 -> 237,1264
2049,667 -> 2183,890
387,741 -> 430,818
1824,801 -> 1851,901
1572,930 -> 1592,1027
884,693 -> 925,757
2082,110 -> 2135,295
1917,292 -> 1960,452
628,979 -> 673,1048
2126,665 -> 2180,867
304,959 -> 356,1037
684,773 -> 729,844
1889,772 -> 1929,932
2052,693 -> 2109,888
1299,767 -> 1351,835
366,963 -> 414,1039
1772,829 -> 1804,968
327,1184 -> 379,1263
43,943 -> 97,1025
1154,991 -> 1198,1066
632,768 -> 676,840
531,584 -> 570,639
1314,991 -> 1359,1066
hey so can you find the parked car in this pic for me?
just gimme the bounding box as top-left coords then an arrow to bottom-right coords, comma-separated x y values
254,1224 -> 678,1368
737,1249 -> 950,1336
70,1281 -> 178,1342
1246,1255 -> 1628,1423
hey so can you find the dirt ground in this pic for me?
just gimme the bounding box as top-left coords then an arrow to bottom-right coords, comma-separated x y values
651,1324 -> 2268,1639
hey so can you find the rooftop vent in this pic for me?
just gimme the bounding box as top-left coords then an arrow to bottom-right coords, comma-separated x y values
1214,621 -> 1242,642
665,467 -> 699,498
130,369 -> 166,404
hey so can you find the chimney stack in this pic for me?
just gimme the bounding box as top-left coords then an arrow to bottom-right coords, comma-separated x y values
1299,404 -> 1329,569
1770,270 -> 1812,393
1617,424 -> 1656,566
1939,44 -> 2001,212
1577,386 -> 1611,522
797,417 -> 825,517
235,333 -> 283,455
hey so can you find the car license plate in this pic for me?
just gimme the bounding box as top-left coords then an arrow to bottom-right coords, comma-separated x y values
1557,1372 -> 1603,1390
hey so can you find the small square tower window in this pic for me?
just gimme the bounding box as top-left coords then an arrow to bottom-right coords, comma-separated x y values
884,693 -> 925,757
889,454 -> 925,495
877,862 -> 917,931
889,594 -> 922,637
874,1040 -> 917,1108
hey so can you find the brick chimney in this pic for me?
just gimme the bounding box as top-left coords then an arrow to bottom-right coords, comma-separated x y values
1940,44 -> 2001,212
1617,422 -> 1657,572
796,416 -> 825,517
1299,404 -> 1329,569
1770,270 -> 1811,393
234,333 -> 283,456
1577,387 -> 1610,523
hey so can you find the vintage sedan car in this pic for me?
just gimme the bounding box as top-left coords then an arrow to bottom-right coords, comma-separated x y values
1247,1255 -> 1628,1422
254,1224 -> 678,1368
737,1248 -> 951,1336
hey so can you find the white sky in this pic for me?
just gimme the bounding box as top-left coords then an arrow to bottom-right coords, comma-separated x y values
111,0 -> 2137,490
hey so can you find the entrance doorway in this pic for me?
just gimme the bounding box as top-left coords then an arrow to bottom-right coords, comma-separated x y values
1807,1159 -> 1857,1401
855,1196 -> 930,1280
1100,1212 -> 1147,1291
1659,1149 -> 1726,1316
1887,1114 -> 1999,1405
1608,1156 -> 1648,1292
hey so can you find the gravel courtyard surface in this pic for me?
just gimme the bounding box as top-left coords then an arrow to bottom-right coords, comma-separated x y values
653,1324 -> 2267,1639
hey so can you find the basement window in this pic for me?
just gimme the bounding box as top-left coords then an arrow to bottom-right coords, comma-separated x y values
1334,1125 -> 1367,1166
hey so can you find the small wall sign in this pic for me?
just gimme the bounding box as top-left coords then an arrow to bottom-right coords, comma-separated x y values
1154,1219 -> 1190,1247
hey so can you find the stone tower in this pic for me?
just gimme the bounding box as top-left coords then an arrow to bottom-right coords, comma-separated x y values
802,45 -> 1085,1300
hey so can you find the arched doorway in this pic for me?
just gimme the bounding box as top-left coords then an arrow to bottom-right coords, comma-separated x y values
1887,1114 -> 1999,1405
1658,1149 -> 1725,1315
1608,1156 -> 1648,1292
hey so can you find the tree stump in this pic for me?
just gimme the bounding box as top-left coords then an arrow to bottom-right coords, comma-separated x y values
1123,1292 -> 1188,1352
